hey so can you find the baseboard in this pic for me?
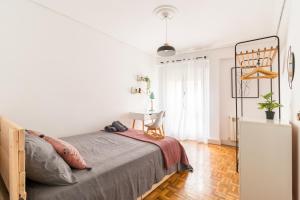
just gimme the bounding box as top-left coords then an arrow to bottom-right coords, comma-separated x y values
208,139 -> 221,145
180,139 -> 235,146
221,140 -> 236,147
179,139 -> 221,145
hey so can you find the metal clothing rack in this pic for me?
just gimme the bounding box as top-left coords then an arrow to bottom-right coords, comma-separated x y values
234,36 -> 281,172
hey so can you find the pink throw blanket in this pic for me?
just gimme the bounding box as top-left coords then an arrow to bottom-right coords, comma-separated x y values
116,129 -> 193,171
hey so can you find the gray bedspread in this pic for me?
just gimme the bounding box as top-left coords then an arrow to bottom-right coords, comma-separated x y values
26,131 -> 178,200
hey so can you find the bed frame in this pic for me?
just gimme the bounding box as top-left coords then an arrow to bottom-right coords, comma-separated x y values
137,172 -> 174,200
0,116 -> 175,200
0,117 -> 26,200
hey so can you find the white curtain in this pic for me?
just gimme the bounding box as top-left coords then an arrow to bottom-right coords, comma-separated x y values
160,59 -> 210,142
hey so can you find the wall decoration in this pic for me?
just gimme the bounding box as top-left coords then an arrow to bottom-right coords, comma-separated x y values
287,46 -> 295,89
131,75 -> 151,94
137,75 -> 151,94
231,67 -> 259,98
130,87 -> 142,94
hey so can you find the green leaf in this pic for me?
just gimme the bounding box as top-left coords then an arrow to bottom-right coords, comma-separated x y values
258,92 -> 283,112
262,92 -> 273,100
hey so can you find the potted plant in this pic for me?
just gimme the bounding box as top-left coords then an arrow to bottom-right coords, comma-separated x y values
258,92 -> 282,120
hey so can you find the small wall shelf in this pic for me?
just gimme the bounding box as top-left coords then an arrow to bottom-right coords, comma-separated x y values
131,75 -> 151,95
130,87 -> 143,94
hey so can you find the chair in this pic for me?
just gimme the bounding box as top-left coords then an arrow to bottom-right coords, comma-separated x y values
145,111 -> 165,138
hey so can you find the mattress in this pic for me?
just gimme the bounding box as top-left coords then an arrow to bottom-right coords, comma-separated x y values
26,131 -> 177,200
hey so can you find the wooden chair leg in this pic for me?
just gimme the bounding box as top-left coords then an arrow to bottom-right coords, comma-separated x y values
159,128 -> 165,136
132,120 -> 136,129
158,128 -> 162,136
157,129 -> 160,135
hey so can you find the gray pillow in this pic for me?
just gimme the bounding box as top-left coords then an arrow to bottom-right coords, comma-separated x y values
25,133 -> 77,185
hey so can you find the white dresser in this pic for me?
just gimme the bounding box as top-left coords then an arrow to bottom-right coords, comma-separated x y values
239,119 -> 292,200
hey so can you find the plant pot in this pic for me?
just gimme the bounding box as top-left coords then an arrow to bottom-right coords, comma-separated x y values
265,111 -> 275,120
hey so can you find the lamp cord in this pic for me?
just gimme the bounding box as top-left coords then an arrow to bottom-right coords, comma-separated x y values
165,16 -> 168,44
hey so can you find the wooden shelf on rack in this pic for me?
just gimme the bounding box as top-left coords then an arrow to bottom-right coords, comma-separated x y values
235,46 -> 278,80
236,47 -> 278,68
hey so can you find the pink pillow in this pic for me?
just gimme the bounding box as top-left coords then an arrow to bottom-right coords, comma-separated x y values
41,135 -> 88,170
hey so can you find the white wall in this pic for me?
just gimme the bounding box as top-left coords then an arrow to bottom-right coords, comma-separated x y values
278,0 -> 300,198
0,0 -> 157,137
219,58 -> 235,144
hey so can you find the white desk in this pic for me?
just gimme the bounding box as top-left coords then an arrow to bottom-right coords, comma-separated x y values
129,112 -> 164,132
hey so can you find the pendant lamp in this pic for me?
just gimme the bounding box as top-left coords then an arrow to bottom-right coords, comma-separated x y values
154,5 -> 177,57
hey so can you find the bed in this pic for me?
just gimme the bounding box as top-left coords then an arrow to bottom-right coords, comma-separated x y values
0,117 -> 189,200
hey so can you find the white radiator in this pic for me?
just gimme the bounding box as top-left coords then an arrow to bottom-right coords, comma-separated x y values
228,116 -> 238,141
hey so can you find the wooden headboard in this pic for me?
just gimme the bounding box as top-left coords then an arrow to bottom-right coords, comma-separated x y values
0,117 -> 26,200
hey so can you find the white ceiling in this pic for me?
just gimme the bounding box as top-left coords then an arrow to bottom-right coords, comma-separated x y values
32,0 -> 284,55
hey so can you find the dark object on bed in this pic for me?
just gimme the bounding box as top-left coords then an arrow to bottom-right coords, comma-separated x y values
104,125 -> 118,132
112,121 -> 128,132
25,133 -> 77,186
26,131 -> 185,200
104,121 -> 128,132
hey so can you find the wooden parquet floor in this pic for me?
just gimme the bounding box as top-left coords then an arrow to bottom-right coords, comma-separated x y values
144,142 -> 239,200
